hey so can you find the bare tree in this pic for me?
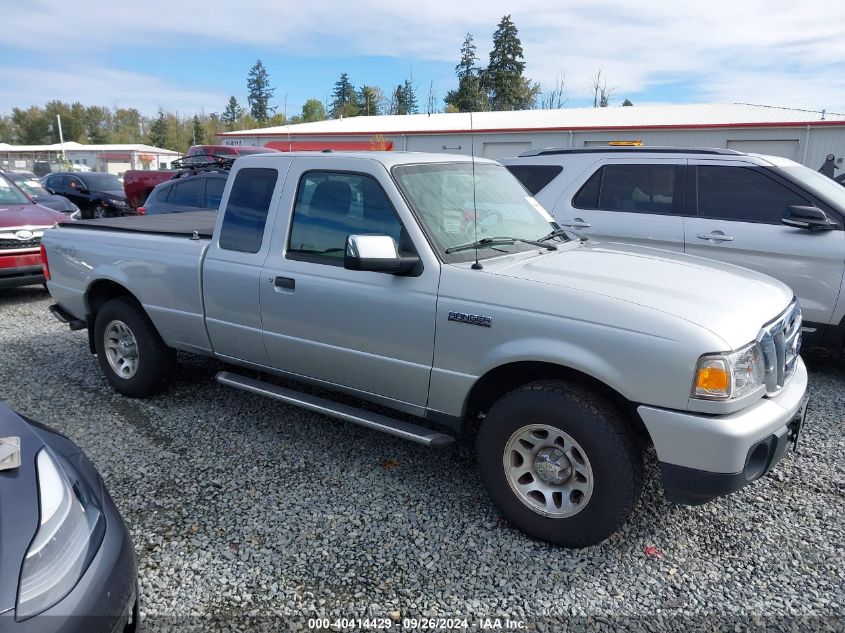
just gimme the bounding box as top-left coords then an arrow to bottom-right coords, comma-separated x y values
426,80 -> 437,114
591,69 -> 616,108
540,71 -> 567,109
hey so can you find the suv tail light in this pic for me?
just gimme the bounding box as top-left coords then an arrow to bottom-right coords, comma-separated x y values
136,207 -> 146,215
40,244 -> 50,281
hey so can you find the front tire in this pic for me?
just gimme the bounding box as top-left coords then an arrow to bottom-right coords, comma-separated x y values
94,297 -> 176,397
476,380 -> 642,547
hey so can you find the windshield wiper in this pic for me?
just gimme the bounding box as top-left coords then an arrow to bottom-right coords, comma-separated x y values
539,228 -> 586,243
445,236 -> 557,254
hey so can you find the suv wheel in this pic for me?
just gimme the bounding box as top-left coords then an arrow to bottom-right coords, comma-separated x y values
477,380 -> 642,547
94,297 -> 176,397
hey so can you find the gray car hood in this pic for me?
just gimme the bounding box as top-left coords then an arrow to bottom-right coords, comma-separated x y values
490,241 -> 793,350
0,409 -> 41,614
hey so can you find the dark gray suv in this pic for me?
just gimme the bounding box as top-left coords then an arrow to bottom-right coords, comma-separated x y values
140,172 -> 227,216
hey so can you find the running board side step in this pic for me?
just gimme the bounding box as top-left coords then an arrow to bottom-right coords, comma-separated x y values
216,371 -> 455,447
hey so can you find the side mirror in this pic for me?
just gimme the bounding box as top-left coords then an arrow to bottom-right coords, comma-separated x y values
344,235 -> 419,275
782,205 -> 838,231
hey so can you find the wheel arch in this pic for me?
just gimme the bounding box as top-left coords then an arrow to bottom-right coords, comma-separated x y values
463,361 -> 648,440
85,279 -> 142,353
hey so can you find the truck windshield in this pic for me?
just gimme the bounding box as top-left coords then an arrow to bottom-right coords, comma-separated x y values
780,165 -> 845,211
392,162 -> 555,263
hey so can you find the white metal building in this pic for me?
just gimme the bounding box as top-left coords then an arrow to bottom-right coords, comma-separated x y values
217,103 -> 845,170
0,142 -> 181,175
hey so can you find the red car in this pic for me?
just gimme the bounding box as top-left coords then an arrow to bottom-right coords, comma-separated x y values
0,173 -> 69,289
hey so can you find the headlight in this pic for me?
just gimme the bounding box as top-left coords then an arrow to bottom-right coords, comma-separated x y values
107,198 -> 127,207
692,342 -> 766,401
16,449 -> 105,620
68,210 -> 81,221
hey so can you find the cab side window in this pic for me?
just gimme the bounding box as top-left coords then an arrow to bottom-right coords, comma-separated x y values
573,164 -> 684,214
218,168 -> 278,253
696,166 -> 809,224
287,171 -> 405,263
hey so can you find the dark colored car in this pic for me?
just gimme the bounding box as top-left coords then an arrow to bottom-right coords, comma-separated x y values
5,172 -> 80,215
0,402 -> 138,631
42,173 -> 133,220
139,170 -> 227,215
0,173 -> 70,289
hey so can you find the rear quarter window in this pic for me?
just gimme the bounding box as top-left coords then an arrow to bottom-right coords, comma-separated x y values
505,164 -> 563,195
218,168 -> 278,253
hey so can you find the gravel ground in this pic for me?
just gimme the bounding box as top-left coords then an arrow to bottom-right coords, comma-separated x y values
0,287 -> 843,632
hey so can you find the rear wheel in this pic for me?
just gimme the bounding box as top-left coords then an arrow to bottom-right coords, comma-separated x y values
94,297 -> 175,397
477,380 -> 642,547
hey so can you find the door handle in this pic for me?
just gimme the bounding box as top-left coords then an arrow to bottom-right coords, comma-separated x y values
560,219 -> 591,229
697,232 -> 734,242
273,276 -> 295,290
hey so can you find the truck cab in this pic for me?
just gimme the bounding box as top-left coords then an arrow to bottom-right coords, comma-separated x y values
42,152 -> 809,547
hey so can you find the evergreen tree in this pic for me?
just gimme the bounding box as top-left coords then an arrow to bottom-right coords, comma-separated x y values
331,73 -> 360,118
301,98 -> 327,123
391,84 -> 407,115
402,79 -> 418,114
622,98 -> 634,106
221,96 -> 242,130
445,33 -> 485,112
484,15 -> 536,110
192,115 -> 205,144
358,85 -> 382,116
247,60 -> 275,124
147,108 -> 168,148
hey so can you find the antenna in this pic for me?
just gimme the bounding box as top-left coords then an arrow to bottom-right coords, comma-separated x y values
469,109 -> 482,270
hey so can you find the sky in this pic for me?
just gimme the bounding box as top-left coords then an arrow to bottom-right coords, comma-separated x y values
1,0 -> 844,118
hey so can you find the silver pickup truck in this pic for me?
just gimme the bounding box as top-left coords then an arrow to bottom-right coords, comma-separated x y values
41,152 -> 809,547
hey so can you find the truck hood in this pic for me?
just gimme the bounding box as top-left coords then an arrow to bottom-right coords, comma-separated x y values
0,203 -> 68,227
492,241 -> 793,349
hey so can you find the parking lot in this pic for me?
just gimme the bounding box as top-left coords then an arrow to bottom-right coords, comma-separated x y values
1,286 -> 843,631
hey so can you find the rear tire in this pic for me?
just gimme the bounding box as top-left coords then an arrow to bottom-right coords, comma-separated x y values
94,297 -> 175,397
476,380 -> 642,547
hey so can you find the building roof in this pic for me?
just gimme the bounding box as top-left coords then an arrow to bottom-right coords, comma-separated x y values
0,141 -> 180,154
218,103 -> 845,138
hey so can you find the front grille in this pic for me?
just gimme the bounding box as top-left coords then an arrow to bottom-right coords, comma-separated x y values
758,300 -> 802,395
0,237 -> 41,250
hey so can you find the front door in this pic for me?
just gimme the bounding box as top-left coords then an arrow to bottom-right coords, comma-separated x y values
259,158 -> 439,411
684,161 -> 845,329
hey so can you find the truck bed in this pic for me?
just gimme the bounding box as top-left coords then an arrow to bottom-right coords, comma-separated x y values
66,210 -> 216,238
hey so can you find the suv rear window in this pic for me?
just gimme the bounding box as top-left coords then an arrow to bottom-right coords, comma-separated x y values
218,168 -> 278,253
573,164 -> 684,215
505,164 -> 563,195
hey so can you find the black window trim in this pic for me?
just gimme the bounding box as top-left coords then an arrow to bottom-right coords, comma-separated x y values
571,162 -> 687,217
691,163 -> 842,228
285,168 -> 419,269
504,163 -> 564,196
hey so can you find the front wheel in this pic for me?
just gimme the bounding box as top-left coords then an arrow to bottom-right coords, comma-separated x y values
476,380 -> 643,547
92,204 -> 110,219
94,297 -> 176,397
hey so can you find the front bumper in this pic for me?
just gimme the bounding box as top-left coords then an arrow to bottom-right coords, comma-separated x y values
638,356 -> 808,505
0,252 -> 43,289
0,472 -> 138,633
